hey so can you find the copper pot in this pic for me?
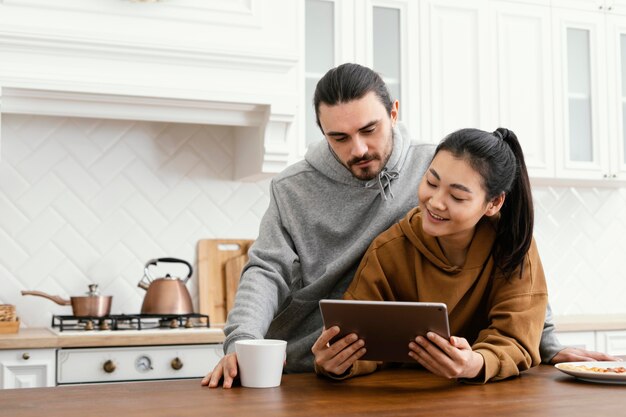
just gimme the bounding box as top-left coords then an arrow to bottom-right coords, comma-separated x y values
21,284 -> 112,317
138,258 -> 193,315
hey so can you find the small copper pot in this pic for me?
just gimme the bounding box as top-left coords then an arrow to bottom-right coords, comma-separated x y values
22,284 -> 112,317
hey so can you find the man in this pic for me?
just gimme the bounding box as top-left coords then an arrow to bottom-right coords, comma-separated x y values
202,63 -> 615,388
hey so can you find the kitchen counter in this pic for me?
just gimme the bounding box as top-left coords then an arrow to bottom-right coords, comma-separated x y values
0,327 -> 225,349
554,314 -> 626,332
3,366 -> 624,417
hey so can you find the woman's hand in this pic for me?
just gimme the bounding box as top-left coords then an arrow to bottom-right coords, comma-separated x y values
408,332 -> 484,379
311,326 -> 366,376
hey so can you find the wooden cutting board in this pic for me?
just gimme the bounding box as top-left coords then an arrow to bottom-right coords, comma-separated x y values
197,239 -> 254,326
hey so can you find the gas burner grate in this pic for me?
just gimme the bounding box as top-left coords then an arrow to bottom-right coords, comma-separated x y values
52,313 -> 210,332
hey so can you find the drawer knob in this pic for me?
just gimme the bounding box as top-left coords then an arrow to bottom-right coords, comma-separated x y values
103,360 -> 116,373
171,357 -> 183,371
22,352 -> 30,360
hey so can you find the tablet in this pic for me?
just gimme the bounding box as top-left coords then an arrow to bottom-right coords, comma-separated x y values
319,299 -> 450,363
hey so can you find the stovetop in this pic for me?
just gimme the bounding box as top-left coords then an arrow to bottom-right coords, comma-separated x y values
51,313 -> 210,332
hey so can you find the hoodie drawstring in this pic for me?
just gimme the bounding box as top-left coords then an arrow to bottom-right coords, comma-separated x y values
366,169 -> 400,201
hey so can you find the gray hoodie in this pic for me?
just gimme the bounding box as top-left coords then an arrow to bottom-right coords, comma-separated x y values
223,124 -> 434,372
222,124 -> 563,372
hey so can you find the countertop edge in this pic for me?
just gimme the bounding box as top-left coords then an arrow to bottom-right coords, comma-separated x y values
554,314 -> 626,332
0,328 -> 225,349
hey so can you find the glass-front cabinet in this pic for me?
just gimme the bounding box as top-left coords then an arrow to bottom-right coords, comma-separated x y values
302,0 -> 418,156
553,4 -> 626,181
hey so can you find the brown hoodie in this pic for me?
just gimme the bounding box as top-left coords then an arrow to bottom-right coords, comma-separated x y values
325,206 -> 548,383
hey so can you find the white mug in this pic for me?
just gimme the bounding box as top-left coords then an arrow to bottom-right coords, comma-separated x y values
235,339 -> 287,388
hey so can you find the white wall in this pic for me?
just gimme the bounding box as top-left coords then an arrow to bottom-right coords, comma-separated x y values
1,114 -> 626,327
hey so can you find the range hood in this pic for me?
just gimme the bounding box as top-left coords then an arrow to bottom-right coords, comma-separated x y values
0,0 -> 299,180
0,86 -> 294,180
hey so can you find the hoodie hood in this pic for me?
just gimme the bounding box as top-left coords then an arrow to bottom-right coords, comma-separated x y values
399,206 -> 497,273
305,123 -> 411,200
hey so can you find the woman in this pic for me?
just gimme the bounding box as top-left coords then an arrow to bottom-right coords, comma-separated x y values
312,128 -> 548,383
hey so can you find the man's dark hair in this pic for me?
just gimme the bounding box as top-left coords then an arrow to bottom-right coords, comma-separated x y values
313,63 -> 393,129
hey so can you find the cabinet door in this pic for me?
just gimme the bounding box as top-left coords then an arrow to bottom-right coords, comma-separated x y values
357,0 -> 419,134
552,8 -> 610,179
554,331 -> 597,351
304,0 -> 339,151
490,1 -> 554,178
596,330 -> 626,355
302,0 -> 413,155
0,349 -> 55,389
606,14 -> 626,179
420,0 -> 493,144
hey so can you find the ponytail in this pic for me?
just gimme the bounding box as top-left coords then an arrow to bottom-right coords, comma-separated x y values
492,128 -> 534,279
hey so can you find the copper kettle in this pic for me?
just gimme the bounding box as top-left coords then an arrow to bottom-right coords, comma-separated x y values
138,258 -> 193,315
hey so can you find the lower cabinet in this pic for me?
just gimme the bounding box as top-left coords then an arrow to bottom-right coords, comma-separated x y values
0,348 -> 56,389
554,331 -> 596,351
596,330 -> 626,356
556,330 -> 626,356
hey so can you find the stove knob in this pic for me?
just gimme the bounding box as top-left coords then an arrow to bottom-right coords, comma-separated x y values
171,357 -> 183,371
103,360 -> 116,373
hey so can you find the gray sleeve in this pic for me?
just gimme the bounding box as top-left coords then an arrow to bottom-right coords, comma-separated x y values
539,302 -> 564,363
222,180 -> 297,354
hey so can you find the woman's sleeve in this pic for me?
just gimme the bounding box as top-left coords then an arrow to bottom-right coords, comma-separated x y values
470,239 -> 549,383
315,243 -> 392,380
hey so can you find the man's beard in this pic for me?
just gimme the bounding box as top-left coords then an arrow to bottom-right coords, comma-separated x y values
346,130 -> 394,181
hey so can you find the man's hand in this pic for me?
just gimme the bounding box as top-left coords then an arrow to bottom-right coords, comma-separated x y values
408,332 -> 484,380
201,352 -> 239,388
551,347 -> 621,364
311,326 -> 366,376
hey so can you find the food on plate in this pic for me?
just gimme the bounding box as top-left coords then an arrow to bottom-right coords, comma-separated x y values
559,364 -> 626,374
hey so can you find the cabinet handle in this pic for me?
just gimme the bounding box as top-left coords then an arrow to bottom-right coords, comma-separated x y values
612,174 -> 617,178
103,360 -> 116,373
22,352 -> 30,360
171,357 -> 183,371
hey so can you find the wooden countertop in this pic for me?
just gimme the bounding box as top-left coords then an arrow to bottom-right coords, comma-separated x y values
554,314 -> 626,332
3,366 -> 625,417
0,327 -> 225,350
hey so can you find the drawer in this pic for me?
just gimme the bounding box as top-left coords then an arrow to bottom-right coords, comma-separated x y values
57,344 -> 223,384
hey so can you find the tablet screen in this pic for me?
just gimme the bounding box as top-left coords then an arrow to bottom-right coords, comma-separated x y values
319,299 -> 450,363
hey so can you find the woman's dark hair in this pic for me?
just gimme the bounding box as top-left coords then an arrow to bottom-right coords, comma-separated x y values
435,127 -> 534,279
313,63 -> 393,129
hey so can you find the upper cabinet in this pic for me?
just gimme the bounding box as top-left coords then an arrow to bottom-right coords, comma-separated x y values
552,1 -> 626,181
419,0 -> 493,144
301,0 -> 626,183
490,1 -> 555,178
301,0 -> 419,156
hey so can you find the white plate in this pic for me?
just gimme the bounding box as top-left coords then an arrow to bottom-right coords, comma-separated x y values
555,361 -> 626,385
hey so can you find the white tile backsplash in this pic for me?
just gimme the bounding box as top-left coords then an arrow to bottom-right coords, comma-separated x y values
1,114 -> 626,328
1,114 -> 270,327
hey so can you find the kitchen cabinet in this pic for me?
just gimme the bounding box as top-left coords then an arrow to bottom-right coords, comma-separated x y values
556,329 -> 626,356
0,348 -> 55,389
596,330 -> 626,355
302,0 -> 419,155
554,330 -> 597,351
421,0 -> 555,178
489,0 -> 555,178
419,0 -> 493,144
552,2 -> 626,181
